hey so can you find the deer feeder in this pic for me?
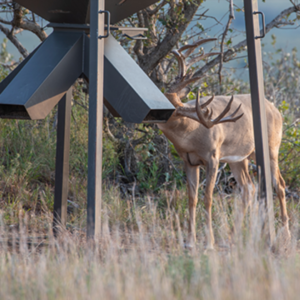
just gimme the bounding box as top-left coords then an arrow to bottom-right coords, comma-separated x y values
0,0 -> 174,237
0,0 -> 174,122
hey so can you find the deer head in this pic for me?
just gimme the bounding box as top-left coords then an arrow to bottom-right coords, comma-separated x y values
165,91 -> 243,129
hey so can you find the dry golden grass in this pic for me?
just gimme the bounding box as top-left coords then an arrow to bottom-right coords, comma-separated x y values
0,186 -> 299,300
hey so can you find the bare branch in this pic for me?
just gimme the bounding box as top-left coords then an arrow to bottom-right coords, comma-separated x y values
138,1 -> 201,74
104,117 -> 117,142
133,11 -> 145,59
192,3 -> 300,80
18,20 -> 47,41
12,3 -> 22,28
0,17 -> 12,25
0,23 -> 28,57
195,9 -> 223,25
0,61 -> 18,69
186,52 -> 220,69
218,0 -> 234,84
0,3 -> 47,42
168,38 -> 219,93
274,21 -> 295,28
290,0 -> 300,10
179,38 -> 217,58
146,0 -> 168,16
229,0 -> 235,18
170,75 -> 205,93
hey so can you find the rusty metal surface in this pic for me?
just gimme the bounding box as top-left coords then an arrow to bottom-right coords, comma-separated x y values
15,0 -> 90,24
105,0 -> 159,24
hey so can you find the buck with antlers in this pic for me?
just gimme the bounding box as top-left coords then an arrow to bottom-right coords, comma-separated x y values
157,38 -> 289,249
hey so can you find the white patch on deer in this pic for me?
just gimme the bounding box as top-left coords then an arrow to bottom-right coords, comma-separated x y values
220,155 -> 248,163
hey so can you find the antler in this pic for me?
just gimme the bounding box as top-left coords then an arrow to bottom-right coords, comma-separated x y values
175,91 -> 244,129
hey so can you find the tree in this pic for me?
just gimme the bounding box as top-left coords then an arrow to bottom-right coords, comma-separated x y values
118,0 -> 300,94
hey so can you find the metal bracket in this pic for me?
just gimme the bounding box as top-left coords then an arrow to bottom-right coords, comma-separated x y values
109,26 -> 148,40
123,33 -> 147,40
99,10 -> 110,39
254,11 -> 266,39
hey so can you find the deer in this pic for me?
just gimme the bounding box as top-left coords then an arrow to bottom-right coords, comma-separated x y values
156,38 -> 289,250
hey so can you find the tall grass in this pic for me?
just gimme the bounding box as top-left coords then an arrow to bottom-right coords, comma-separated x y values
0,187 -> 299,300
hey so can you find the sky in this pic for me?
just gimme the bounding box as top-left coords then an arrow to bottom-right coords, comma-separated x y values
0,0 -> 299,67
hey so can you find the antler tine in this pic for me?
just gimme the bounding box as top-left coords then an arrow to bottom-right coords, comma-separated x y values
175,106 -> 196,115
196,90 -> 213,128
171,49 -> 187,78
217,104 -> 244,124
200,94 -> 215,109
211,95 -> 234,124
195,93 -> 244,129
208,108 -> 214,120
219,113 -> 244,124
204,107 -> 210,118
174,106 -> 199,122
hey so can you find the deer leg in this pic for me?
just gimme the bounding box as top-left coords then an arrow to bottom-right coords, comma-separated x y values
184,162 -> 200,248
269,151 -> 289,230
229,160 -> 255,211
203,158 -> 219,250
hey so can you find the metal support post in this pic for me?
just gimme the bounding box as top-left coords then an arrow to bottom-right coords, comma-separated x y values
244,0 -> 275,244
53,88 -> 72,235
87,0 -> 105,239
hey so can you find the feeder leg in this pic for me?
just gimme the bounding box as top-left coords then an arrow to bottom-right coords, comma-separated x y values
53,88 -> 72,235
87,0 -> 105,240
244,0 -> 275,244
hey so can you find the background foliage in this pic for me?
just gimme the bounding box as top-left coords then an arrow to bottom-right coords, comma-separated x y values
0,0 -> 299,226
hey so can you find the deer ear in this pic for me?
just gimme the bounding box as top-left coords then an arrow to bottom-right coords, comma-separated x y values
164,93 -> 184,108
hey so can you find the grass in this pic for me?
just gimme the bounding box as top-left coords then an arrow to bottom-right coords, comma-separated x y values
0,185 -> 299,300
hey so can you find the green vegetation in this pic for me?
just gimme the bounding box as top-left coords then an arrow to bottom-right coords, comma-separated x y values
0,17 -> 300,300
0,37 -> 299,227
